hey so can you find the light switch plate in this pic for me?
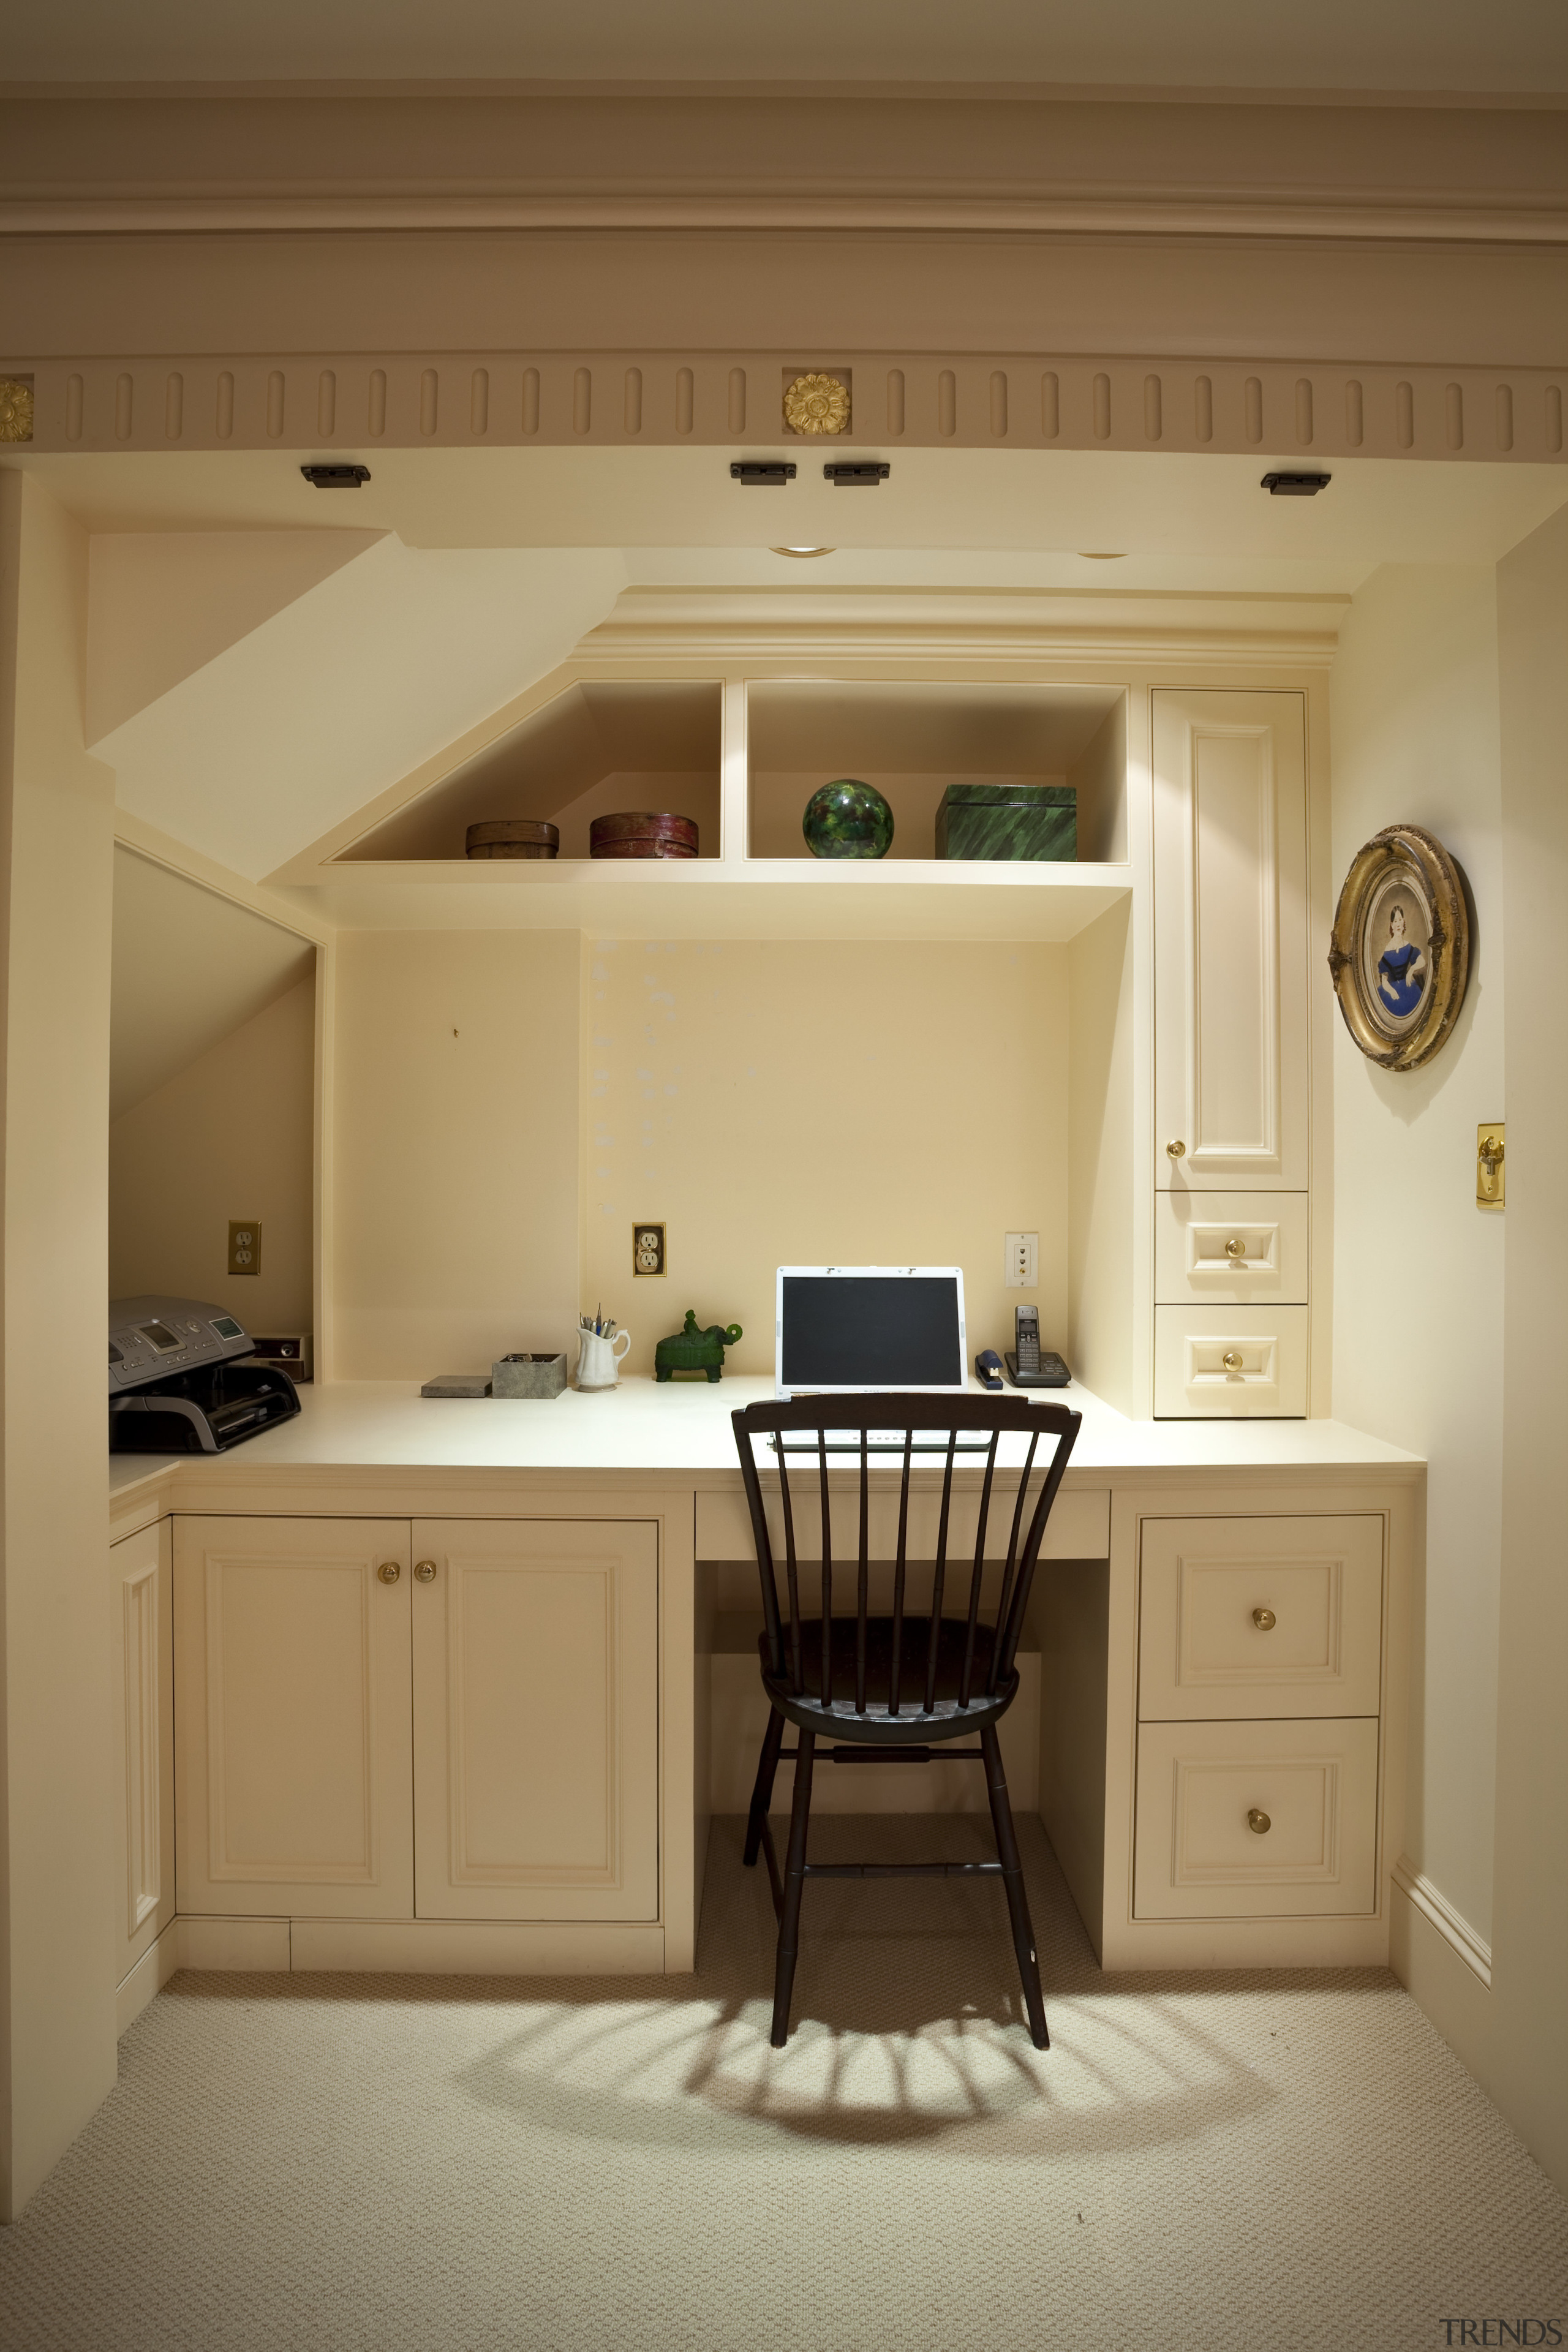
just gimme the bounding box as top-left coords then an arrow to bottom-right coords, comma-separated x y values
228,1219 -> 262,1275
633,1221 -> 666,1276
1477,1124 -> 1505,1206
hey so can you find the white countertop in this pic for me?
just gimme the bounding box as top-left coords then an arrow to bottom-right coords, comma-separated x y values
108,1374 -> 1423,1503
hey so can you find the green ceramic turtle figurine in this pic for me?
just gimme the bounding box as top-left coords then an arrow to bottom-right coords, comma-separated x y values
655,1310 -> 743,1383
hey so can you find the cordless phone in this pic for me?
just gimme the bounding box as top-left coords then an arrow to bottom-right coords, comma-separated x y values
1005,1305 -> 1071,1389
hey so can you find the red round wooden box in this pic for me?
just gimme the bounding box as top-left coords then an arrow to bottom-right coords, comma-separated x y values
589,812 -> 699,859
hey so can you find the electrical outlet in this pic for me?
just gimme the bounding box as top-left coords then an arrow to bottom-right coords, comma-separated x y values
1005,1231 -> 1038,1288
633,1221 -> 666,1277
228,1219 -> 262,1276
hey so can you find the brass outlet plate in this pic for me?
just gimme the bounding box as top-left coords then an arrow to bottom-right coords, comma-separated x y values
1477,1125 -> 1505,1206
633,1222 -> 666,1277
228,1218 -> 262,1275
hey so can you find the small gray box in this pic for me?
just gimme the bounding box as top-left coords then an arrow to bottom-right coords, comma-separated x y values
491,1351 -> 568,1400
421,1373 -> 492,1398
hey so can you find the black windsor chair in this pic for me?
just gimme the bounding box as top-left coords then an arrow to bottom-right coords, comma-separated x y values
731,1392 -> 1081,2049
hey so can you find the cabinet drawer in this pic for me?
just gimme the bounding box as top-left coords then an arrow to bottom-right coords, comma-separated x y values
1139,1515 -> 1383,1721
1134,1717 -> 1379,1919
1156,1193 -> 1308,1304
1154,1305 -> 1308,1416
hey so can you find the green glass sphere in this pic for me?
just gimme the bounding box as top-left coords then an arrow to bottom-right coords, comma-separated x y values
802,778 -> 895,859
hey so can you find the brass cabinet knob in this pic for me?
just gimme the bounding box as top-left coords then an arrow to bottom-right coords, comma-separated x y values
1222,1350 -> 1244,1372
1166,1139 -> 1186,1158
414,1560 -> 438,1584
377,1561 -> 401,1585
1253,1606 -> 1277,1631
1247,1808 -> 1272,1835
1225,1236 -> 1247,1259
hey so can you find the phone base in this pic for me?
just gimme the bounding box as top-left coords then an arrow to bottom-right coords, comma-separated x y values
1005,1349 -> 1071,1389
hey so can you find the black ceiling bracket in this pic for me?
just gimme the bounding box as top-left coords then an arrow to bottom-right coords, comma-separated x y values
824,462 -> 891,487
1261,471 -> 1332,496
730,461 -> 797,486
301,463 -> 371,488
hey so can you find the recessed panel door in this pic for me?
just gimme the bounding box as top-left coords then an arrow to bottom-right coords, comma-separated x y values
412,1520 -> 659,1922
1154,690 -> 1310,1191
111,1517 -> 175,1982
174,1517 -> 413,1918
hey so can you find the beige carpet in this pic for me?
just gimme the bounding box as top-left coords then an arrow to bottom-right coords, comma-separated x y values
2,1815 -> 1565,2351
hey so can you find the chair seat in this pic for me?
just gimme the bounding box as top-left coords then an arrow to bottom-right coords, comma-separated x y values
760,1616 -> 1017,1743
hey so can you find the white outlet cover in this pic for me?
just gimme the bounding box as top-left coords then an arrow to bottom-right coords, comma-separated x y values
1005,1231 -> 1039,1287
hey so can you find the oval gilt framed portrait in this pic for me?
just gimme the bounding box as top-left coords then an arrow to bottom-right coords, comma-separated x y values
1328,824 -> 1471,1070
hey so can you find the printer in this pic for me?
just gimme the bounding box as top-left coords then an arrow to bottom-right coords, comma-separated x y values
109,1294 -> 302,1454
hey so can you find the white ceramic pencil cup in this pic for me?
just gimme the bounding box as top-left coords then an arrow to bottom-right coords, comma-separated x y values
576,1329 -> 631,1390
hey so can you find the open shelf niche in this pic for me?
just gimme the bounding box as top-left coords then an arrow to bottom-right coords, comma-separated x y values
745,680 -> 1128,864
338,679 -> 723,862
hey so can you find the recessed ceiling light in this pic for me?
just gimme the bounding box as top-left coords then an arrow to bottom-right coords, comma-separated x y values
1078,551 -> 1126,560
772,546 -> 835,559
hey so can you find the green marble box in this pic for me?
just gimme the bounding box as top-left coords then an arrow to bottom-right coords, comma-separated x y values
935,783 -> 1076,862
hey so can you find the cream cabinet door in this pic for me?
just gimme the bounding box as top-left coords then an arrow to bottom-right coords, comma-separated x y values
412,1520 -> 659,1923
174,1517 -> 414,1918
1153,690 -> 1310,1191
111,1519 -> 175,1983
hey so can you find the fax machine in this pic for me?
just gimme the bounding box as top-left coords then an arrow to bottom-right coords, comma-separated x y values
109,1294 -> 301,1454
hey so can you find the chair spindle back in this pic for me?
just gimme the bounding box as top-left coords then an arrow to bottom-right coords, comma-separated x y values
732,1394 -> 1080,1718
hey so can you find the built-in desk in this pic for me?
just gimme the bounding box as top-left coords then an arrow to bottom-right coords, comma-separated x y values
107,1378 -> 1422,2022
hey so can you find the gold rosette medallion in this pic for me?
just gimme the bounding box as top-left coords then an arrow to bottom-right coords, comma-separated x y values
0,380 -> 35,443
783,372 -> 850,435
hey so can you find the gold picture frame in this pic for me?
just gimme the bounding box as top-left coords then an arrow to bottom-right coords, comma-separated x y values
1328,823 -> 1471,1071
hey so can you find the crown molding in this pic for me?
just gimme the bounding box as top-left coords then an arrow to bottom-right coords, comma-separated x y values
6,188 -> 1567,242
4,85 -> 1564,242
3,78 -> 1566,108
6,349 -> 1561,462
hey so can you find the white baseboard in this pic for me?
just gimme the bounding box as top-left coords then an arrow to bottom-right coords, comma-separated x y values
288,1919 -> 666,1973
162,1914 -> 665,1977
179,1915 -> 292,1971
115,1919 -> 183,2034
1390,1856 -> 1492,1986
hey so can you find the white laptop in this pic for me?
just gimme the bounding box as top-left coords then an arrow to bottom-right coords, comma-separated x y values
772,1265 -> 973,1446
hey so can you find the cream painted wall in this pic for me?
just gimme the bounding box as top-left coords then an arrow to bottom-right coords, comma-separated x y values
110,975 -> 315,1336
1492,502 -> 1568,2193
86,531 -> 383,745
581,938 -> 1069,1379
1330,566 -> 1505,1952
332,932 -> 581,1379
1067,899 -> 1136,1415
0,471 -> 118,2217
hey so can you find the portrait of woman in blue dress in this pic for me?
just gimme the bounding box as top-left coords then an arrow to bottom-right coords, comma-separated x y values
1376,901 -> 1427,1019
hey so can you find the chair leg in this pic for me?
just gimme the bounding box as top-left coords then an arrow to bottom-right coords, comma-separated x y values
744,1705 -> 786,1868
771,1727 -> 815,2049
981,1723 -> 1049,2051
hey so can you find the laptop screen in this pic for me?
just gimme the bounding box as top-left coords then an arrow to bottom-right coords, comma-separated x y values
778,1269 -> 965,1394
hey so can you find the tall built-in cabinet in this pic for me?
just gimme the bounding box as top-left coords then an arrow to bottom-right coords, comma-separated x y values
1152,690 -> 1313,1416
